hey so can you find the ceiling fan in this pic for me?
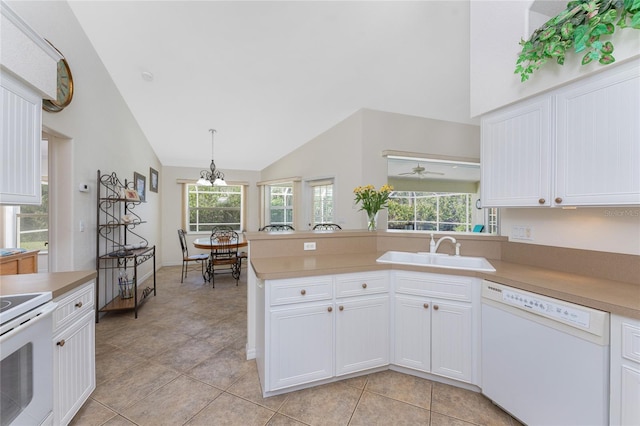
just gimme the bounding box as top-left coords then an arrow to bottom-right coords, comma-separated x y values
399,163 -> 445,177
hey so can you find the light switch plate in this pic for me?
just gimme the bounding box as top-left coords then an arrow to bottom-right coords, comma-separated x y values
304,242 -> 316,250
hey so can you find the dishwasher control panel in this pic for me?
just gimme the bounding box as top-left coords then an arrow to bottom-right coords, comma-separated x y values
501,287 -> 590,327
482,280 -> 609,338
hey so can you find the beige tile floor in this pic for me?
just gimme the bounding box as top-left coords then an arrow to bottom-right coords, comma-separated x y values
71,266 -> 521,426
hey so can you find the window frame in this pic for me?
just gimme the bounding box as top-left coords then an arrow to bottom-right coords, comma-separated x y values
265,182 -> 294,226
387,191 -> 474,232
308,179 -> 335,227
184,183 -> 246,233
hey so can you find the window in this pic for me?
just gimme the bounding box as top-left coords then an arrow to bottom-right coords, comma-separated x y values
268,183 -> 293,225
16,182 -> 49,251
310,181 -> 334,226
387,191 -> 472,232
186,184 -> 243,232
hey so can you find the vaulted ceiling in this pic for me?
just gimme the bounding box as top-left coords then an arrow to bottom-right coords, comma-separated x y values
68,1 -> 476,171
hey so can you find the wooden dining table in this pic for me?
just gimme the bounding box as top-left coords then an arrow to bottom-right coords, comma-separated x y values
193,235 -> 248,283
193,235 -> 248,251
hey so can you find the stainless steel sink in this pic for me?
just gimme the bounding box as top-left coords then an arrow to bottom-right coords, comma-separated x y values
376,251 -> 496,272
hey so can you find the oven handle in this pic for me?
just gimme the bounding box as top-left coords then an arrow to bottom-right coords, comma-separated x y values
0,302 -> 57,344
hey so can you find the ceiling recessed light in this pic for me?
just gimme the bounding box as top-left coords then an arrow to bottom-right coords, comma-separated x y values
141,71 -> 154,82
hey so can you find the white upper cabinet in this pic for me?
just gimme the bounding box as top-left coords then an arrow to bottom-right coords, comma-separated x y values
1,73 -> 42,205
555,60 -> 640,206
0,2 -> 60,205
481,95 -> 553,207
481,59 -> 640,208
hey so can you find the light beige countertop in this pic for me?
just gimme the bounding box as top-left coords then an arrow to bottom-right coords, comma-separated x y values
0,270 -> 96,299
251,253 -> 640,319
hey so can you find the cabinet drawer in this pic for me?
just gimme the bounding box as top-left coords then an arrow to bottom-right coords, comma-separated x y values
622,322 -> 640,364
269,276 -> 333,306
394,271 -> 472,302
335,272 -> 388,298
53,281 -> 95,332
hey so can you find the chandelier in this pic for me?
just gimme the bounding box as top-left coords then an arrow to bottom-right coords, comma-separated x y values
196,129 -> 226,186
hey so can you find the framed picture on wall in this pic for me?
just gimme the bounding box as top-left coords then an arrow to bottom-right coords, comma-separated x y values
149,167 -> 159,193
134,172 -> 146,202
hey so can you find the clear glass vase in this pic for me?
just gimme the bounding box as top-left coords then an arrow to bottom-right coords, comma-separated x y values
367,211 -> 379,231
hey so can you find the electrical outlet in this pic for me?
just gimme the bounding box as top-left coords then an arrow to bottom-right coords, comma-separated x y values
304,242 -> 316,251
512,225 -> 533,240
524,225 -> 534,240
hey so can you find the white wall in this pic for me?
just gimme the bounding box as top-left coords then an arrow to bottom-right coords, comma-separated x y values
261,108 -> 480,229
7,1 -> 162,273
161,166 -> 261,266
470,0 -> 640,117
502,207 -> 640,255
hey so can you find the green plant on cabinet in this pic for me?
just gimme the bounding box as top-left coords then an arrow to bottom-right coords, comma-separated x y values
516,0 -> 640,82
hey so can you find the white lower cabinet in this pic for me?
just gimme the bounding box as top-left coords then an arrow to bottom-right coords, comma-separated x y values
430,300 -> 472,381
610,314 -> 640,426
268,302 -> 334,391
394,295 -> 431,371
52,280 -> 96,426
393,271 -> 479,385
257,269 -> 478,396
335,294 -> 389,376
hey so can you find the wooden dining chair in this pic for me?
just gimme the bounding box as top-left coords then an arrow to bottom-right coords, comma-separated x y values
209,229 -> 241,287
177,229 -> 209,283
312,223 -> 342,231
259,224 -> 295,231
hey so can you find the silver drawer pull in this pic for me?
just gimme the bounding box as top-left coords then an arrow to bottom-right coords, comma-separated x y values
57,339 -> 66,347
362,283 -> 367,289
300,289 -> 306,295
75,301 -> 83,308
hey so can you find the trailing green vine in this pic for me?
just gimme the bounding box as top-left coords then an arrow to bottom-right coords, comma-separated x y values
516,0 -> 640,82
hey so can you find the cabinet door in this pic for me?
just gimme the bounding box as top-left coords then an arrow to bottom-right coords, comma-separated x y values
269,303 -> 334,391
53,310 -> 96,426
481,95 -> 552,207
430,300 -> 472,383
335,295 -> 389,376
394,295 -> 431,372
610,315 -> 640,426
0,73 -> 42,205
556,60 -> 640,206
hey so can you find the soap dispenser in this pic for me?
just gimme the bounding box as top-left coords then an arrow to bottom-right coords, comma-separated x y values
429,233 -> 436,253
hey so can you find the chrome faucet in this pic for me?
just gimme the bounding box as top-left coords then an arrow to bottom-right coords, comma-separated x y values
429,233 -> 457,254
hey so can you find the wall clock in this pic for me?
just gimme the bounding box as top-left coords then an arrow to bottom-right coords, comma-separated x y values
42,41 -> 73,113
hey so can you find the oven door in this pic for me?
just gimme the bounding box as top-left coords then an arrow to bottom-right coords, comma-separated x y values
1,302 -> 56,426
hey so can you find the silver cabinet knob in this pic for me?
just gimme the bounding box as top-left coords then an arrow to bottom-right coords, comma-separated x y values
362,283 -> 367,289
300,289 -> 306,295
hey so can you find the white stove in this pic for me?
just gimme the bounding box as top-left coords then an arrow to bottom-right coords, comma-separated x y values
0,291 -> 52,335
0,291 -> 56,425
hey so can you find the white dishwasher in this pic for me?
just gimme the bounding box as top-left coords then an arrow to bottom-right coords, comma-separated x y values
481,280 -> 610,426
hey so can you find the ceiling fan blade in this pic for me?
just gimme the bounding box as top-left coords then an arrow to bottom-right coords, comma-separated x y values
398,172 -> 415,176
425,171 -> 445,175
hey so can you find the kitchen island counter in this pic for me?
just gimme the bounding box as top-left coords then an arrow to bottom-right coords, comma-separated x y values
251,253 -> 640,319
0,270 -> 96,299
